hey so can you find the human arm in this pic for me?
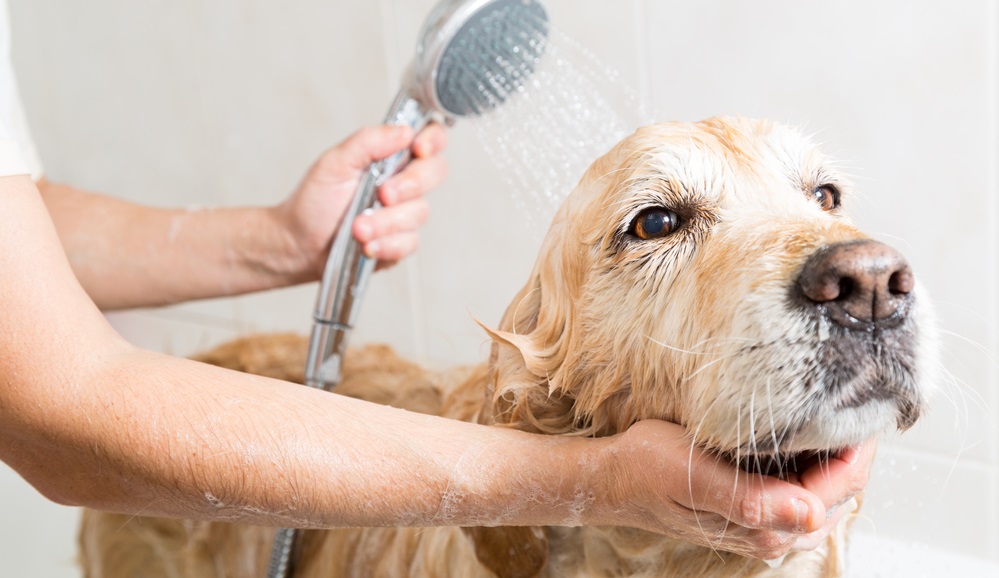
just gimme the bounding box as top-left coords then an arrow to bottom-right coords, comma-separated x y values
37,124 -> 447,311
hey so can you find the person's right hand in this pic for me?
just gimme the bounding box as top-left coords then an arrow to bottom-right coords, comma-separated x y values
587,420 -> 872,560
273,123 -> 448,279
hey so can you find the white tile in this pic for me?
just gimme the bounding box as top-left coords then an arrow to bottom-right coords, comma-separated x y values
988,0 -> 999,491
990,465 -> 999,559
346,261 -> 424,362
11,0 -> 391,208
546,0 -> 645,98
229,285 -> 317,336
106,309 -> 244,357
859,443 -> 997,561
849,532 -> 999,577
0,464 -> 80,578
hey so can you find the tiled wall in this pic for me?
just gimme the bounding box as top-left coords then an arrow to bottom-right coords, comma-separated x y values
1,1 -> 996,576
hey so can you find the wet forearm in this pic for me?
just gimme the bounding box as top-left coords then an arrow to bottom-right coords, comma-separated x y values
7,343 -> 601,529
38,179 -> 308,310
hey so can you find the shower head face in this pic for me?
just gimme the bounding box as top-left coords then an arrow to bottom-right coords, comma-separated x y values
415,0 -> 549,118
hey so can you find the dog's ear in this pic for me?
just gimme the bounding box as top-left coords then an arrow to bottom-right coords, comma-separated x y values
461,526 -> 549,578
476,207 -> 588,433
477,149 -> 644,436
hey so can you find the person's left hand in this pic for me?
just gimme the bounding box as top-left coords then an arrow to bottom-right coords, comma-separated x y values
273,123 -> 448,279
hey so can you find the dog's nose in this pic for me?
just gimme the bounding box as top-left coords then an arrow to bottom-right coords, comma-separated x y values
797,240 -> 913,326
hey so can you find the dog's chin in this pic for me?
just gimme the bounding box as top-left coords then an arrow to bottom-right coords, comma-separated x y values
733,450 -> 840,480
724,399 -> 905,480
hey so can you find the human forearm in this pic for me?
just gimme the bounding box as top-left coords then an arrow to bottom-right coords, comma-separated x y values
39,179 -> 306,310
36,125 -> 444,311
5,338 -> 594,529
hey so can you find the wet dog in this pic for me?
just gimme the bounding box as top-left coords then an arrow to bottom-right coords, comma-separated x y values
80,117 -> 938,577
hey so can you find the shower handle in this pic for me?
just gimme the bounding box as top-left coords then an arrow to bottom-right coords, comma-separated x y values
304,92 -> 434,390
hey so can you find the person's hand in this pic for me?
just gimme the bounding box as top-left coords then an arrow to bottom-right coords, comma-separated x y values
786,441 -> 873,553
589,420 -> 874,560
273,123 -> 448,278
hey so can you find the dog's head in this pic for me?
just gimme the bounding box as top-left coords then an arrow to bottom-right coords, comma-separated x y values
483,116 -> 938,470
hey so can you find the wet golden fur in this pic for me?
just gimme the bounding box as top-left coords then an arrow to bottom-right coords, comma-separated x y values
79,117 -> 936,577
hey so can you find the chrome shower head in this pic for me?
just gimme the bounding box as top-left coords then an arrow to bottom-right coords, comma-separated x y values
410,0 -> 549,118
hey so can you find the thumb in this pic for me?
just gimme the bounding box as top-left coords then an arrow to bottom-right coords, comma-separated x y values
680,448 -> 827,533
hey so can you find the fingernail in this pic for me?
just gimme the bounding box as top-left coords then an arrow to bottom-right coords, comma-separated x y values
381,187 -> 398,205
828,496 -> 859,520
416,137 -> 437,156
365,240 -> 381,258
354,220 -> 372,241
792,499 -> 810,533
394,180 -> 414,199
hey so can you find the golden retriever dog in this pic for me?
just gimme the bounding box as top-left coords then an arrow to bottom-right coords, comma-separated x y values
79,117 -> 938,578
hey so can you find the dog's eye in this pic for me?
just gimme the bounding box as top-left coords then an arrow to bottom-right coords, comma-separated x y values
630,208 -> 681,240
811,185 -> 840,211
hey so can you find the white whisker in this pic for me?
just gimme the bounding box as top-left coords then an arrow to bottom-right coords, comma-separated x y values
688,395 -> 726,556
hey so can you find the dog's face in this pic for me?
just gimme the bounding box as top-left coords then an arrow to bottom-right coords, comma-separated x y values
486,116 -> 937,471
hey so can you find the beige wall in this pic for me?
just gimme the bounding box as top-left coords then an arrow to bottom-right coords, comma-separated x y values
1,1 -> 997,576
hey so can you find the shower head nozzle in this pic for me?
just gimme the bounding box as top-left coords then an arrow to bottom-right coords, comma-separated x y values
412,0 -> 549,119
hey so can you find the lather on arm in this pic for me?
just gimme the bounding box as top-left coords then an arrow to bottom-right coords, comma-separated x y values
37,124 -> 445,311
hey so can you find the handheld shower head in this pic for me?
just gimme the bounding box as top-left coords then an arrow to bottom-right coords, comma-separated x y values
305,0 -> 549,392
270,4 -> 549,577
411,0 -> 549,118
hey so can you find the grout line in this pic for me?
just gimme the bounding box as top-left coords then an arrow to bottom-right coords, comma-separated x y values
375,0 -> 428,360
986,2 -> 999,560
987,0 -> 999,561
632,0 -> 652,120
375,0 -> 403,91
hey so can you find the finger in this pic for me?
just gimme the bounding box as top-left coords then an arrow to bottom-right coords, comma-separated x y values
798,440 -> 875,508
362,231 -> 420,265
379,156 -> 449,206
325,125 -> 416,172
688,520 -> 796,561
412,123 -> 448,158
353,200 -> 430,244
791,495 -> 859,553
681,450 -> 826,534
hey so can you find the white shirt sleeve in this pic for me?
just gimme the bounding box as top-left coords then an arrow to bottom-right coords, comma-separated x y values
0,133 -> 30,177
0,0 -> 43,180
